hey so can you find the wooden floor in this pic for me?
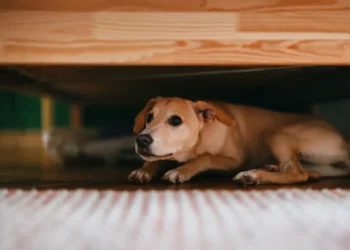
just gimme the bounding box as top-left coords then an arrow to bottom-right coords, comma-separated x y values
0,148 -> 350,190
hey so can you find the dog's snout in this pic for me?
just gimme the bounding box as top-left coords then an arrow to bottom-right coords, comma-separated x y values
136,134 -> 153,148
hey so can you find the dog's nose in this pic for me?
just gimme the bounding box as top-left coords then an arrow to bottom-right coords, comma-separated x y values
136,134 -> 153,149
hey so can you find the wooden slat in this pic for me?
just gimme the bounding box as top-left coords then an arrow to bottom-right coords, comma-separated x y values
41,96 -> 54,130
1,0 -> 349,12
0,0 -> 350,65
240,11 -> 350,33
0,131 -> 43,149
70,104 -> 82,129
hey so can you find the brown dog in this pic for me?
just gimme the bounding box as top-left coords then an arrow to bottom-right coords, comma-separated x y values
128,97 -> 350,185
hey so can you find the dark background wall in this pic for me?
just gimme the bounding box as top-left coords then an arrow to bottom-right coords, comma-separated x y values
316,99 -> 350,139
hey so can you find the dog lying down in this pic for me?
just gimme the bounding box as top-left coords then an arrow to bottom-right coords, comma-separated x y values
128,97 -> 350,186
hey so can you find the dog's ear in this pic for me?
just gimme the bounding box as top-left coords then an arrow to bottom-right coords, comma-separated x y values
193,101 -> 236,127
133,97 -> 160,134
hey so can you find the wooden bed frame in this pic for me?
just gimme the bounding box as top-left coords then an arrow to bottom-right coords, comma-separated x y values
0,0 -> 349,65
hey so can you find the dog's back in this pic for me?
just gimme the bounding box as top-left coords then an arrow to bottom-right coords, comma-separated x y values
213,102 -> 343,168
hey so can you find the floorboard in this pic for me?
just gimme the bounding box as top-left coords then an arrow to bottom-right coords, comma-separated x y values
1,148 -> 350,190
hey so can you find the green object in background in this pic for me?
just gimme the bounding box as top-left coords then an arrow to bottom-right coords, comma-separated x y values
0,90 -> 70,130
54,101 -> 70,128
0,90 -> 137,130
0,90 -> 41,130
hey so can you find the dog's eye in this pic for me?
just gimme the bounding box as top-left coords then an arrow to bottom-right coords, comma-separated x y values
168,115 -> 182,126
146,113 -> 153,124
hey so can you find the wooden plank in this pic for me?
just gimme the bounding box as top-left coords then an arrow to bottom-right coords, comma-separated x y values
41,96 -> 54,130
0,0 -> 349,12
240,11 -> 350,33
0,131 -> 43,149
70,104 -> 82,129
0,0 -> 350,65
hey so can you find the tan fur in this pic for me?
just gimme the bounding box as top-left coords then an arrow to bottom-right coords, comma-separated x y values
133,97 -> 159,134
129,97 -> 350,185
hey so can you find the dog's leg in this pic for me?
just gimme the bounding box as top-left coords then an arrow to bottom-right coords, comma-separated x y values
261,164 -> 320,179
233,132 -> 309,185
233,126 -> 350,185
128,161 -> 176,184
162,154 -> 240,184
233,162 -> 310,186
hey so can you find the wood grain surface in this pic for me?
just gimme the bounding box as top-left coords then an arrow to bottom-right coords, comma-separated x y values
0,147 -> 350,191
0,132 -> 43,149
1,147 -> 350,190
0,0 -> 350,65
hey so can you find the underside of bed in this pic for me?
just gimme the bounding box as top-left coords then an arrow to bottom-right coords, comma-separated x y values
1,66 -> 349,110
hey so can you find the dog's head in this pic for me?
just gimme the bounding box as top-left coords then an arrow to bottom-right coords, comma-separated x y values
133,97 -> 235,161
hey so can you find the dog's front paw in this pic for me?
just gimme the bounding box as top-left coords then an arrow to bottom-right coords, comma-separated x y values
232,170 -> 260,186
128,169 -> 153,184
162,169 -> 190,184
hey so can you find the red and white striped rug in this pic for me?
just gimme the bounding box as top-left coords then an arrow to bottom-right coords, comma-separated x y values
1,189 -> 350,250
